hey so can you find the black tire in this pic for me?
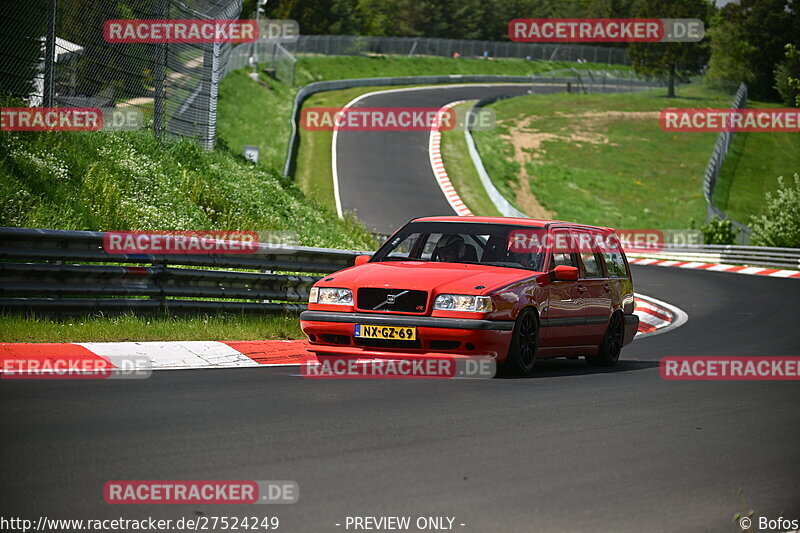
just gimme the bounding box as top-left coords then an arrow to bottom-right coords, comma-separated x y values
502,308 -> 539,376
587,311 -> 624,367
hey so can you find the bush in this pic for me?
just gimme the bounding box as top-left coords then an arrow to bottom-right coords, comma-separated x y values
774,44 -> 800,108
701,217 -> 738,245
750,174 -> 800,248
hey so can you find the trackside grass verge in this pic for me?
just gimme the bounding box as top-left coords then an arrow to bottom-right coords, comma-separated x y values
713,125 -> 800,223
470,84 -> 791,229
439,102 -> 502,216
0,124 -> 375,250
292,56 -> 630,86
0,313 -> 304,343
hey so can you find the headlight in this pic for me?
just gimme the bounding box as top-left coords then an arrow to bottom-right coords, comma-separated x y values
433,294 -> 493,312
310,287 -> 352,305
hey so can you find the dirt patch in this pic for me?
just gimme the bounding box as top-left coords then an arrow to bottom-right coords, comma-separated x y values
495,110 -> 656,218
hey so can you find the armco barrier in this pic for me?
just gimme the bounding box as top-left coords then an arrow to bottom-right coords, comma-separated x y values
283,71 -> 667,178
0,227 -> 370,315
626,244 -> 800,270
4,227 -> 798,316
702,82 -> 751,240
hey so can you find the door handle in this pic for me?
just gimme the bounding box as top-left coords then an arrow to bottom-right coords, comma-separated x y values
603,284 -> 611,291
577,285 -> 587,293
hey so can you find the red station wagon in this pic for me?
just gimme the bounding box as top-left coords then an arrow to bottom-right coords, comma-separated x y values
300,216 -> 639,375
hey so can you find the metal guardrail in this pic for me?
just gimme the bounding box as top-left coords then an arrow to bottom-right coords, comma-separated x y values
626,244 -> 800,270
282,72 -> 667,178
283,74 -> 544,177
0,227 -> 370,315
703,82 -> 751,240
2,228 -> 796,316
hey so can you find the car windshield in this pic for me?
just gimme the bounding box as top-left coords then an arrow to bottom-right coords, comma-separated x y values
371,221 -> 547,271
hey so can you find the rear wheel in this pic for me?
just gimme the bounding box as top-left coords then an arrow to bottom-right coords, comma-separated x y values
502,309 -> 539,376
587,311 -> 624,367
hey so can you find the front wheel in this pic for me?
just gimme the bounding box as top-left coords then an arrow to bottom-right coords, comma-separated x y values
587,311 -> 624,367
501,308 -> 539,376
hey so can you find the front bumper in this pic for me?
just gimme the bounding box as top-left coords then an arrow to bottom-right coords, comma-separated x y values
299,310 -> 514,361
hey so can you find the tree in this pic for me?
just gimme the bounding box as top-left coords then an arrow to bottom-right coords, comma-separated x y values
628,0 -> 712,97
774,44 -> 800,107
706,0 -> 800,101
704,11 -> 757,91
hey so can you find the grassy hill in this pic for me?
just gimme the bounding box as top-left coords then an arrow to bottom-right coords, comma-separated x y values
0,121 -> 374,250
468,84 -> 795,229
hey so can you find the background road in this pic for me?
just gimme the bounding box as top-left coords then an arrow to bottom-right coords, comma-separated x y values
336,84 -> 544,233
2,84 -> 799,533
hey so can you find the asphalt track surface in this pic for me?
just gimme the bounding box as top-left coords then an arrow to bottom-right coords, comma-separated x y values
335,84 -> 539,233
2,86 -> 800,532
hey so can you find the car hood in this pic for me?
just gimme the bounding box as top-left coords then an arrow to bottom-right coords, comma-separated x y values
321,261 -> 539,294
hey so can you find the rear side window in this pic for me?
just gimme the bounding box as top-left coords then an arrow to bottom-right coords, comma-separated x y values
579,252 -> 604,278
602,235 -> 628,278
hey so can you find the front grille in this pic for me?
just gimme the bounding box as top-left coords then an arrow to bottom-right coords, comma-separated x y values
357,288 -> 427,314
429,340 -> 461,350
355,338 -> 422,349
321,334 -> 351,345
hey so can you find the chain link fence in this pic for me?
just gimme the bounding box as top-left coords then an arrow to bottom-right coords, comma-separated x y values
1,0 -> 243,150
224,41 -> 297,86
223,34 -> 629,89
285,34 -> 630,65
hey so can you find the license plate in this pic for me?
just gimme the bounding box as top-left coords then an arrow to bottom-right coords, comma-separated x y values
354,324 -> 416,341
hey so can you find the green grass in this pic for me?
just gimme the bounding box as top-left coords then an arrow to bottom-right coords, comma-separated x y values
217,55 -> 633,177
713,128 -> 800,224
439,102 -> 502,216
293,55 -> 629,86
0,313 -> 304,342
471,85 -> 749,229
217,69 -> 296,171
0,121 -> 375,250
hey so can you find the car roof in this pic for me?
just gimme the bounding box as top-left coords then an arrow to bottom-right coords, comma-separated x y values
411,216 -> 613,232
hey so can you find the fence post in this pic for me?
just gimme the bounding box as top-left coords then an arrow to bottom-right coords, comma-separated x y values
43,0 -> 58,108
153,0 -> 168,141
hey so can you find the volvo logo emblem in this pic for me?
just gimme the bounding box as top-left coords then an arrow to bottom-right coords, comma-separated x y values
374,290 -> 408,310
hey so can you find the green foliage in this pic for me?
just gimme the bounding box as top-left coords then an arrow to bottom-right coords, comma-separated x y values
0,126 -> 375,250
706,0 -> 800,101
750,174 -> 800,248
265,0 -> 645,41
628,0 -> 712,97
704,11 -> 757,91
700,217 -> 738,245
774,44 -> 800,107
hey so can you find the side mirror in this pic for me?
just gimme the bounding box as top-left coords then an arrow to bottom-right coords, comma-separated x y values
354,254 -> 371,267
551,265 -> 579,281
